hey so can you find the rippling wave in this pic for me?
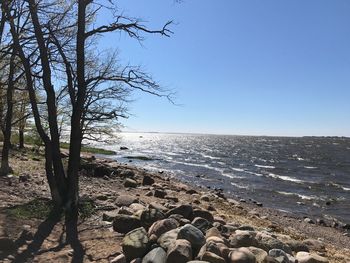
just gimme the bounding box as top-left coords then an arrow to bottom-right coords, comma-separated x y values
102,133 -> 350,223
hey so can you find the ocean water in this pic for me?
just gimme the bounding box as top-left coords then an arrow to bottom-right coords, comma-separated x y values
102,133 -> 350,224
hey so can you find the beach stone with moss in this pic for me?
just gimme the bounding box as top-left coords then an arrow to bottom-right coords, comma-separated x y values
122,227 -> 149,261
113,214 -> 141,233
139,208 -> 165,228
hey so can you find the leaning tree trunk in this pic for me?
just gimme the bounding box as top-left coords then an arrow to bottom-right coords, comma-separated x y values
0,52 -> 16,176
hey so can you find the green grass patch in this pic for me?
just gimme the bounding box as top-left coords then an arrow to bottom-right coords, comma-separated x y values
78,199 -> 96,219
7,198 -> 96,220
60,142 -> 116,155
7,198 -> 57,220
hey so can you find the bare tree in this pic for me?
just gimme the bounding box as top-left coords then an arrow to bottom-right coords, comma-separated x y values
2,0 -> 173,215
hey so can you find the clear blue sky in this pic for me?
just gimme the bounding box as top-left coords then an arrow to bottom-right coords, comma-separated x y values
100,0 -> 350,137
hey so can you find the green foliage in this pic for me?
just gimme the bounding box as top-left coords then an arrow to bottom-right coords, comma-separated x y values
78,199 -> 96,219
7,198 -> 57,220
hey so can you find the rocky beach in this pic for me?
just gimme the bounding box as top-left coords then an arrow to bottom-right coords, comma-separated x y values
0,148 -> 349,263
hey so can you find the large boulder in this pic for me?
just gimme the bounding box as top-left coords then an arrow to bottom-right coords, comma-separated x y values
166,205 -> 193,219
142,247 -> 166,263
148,218 -> 179,239
158,228 -> 180,250
113,215 -> 141,234
192,217 -> 212,233
177,224 -> 206,250
122,227 -> 149,261
139,208 -> 165,229
193,209 -> 214,223
166,239 -> 192,263
230,230 -> 257,248
255,232 -> 291,254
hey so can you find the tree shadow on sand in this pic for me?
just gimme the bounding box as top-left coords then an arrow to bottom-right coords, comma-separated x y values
5,201 -> 85,263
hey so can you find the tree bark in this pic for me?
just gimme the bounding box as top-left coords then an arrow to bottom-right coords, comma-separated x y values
0,52 -> 15,176
18,129 -> 24,149
66,0 -> 88,214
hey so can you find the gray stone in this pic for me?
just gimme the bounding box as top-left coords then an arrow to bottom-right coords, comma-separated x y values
113,214 -> 141,234
193,209 -> 214,222
247,247 -> 268,263
269,249 -> 290,263
166,239 -> 192,263
202,251 -> 226,263
154,189 -> 167,198
255,232 -> 291,254
158,228 -> 180,250
102,210 -> 119,222
110,254 -> 126,263
122,227 -> 149,261
228,247 -> 256,263
295,252 -> 328,263
116,195 -> 138,207
142,175 -> 155,186
177,224 -> 205,250
148,218 -> 179,239
124,178 -> 138,188
302,239 -> 325,252
139,208 -> 165,228
142,247 -> 166,263
167,204 -> 193,219
192,217 -> 212,233
230,230 -> 257,248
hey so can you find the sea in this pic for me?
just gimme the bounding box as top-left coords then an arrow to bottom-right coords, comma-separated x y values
100,132 -> 350,224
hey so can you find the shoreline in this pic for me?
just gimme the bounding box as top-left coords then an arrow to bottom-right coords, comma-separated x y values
0,148 -> 349,262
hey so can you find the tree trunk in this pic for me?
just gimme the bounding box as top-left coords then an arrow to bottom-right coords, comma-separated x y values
0,52 -> 16,176
66,0 -> 88,215
19,129 -> 24,149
